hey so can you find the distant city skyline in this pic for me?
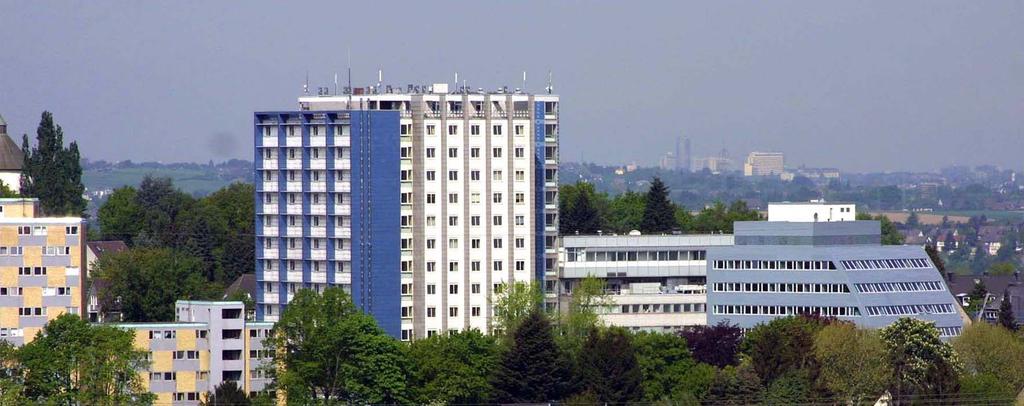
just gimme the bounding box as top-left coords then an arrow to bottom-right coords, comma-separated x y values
1,1 -> 1021,172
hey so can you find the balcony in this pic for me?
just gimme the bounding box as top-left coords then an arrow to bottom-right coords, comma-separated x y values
310,182 -> 327,192
310,249 -> 327,261
285,227 -> 303,237
334,159 -> 351,170
492,110 -> 507,118
335,227 -> 351,238
310,204 -> 327,215
334,205 -> 351,215
261,160 -> 279,170
310,227 -> 326,238
284,136 -> 302,147
261,136 -> 278,147
309,136 -> 326,147
335,251 -> 351,261
447,111 -> 464,118
400,110 -> 413,118
425,111 -> 441,119
261,182 -> 278,192
260,204 -> 278,214
262,227 -> 279,237
285,159 -> 303,170
309,159 -> 326,170
261,249 -> 278,260
285,204 -> 303,215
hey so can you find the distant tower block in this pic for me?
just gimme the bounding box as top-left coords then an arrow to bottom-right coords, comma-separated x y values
684,138 -> 692,172
0,115 -> 23,192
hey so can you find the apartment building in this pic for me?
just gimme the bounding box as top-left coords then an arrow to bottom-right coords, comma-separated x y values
706,219 -> 965,337
559,233 -> 733,331
255,83 -> 559,340
115,300 -> 274,405
743,151 -> 785,177
0,198 -> 85,345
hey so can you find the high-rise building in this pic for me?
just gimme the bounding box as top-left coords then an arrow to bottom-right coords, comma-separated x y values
743,151 -> 785,176
0,198 -> 85,345
254,83 -> 559,340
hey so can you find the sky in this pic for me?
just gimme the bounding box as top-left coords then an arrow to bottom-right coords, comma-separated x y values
0,1 -> 1021,173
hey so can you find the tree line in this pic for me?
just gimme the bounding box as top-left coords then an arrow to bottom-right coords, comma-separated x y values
91,177 -> 255,321
560,177 -> 761,236
260,283 -> 1023,405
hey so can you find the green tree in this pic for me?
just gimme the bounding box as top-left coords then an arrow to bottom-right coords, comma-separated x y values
19,111 -> 87,215
907,211 -> 920,228
203,381 -> 250,406
967,280 -> 989,314
97,186 -> 142,245
692,201 -> 731,233
879,318 -> 961,404
492,281 -> 543,336
705,363 -> 764,404
18,314 -> 153,404
558,276 -> 609,352
606,191 -> 645,233
632,331 -> 709,401
491,309 -> 572,403
560,182 -> 606,235
742,315 -> 830,386
640,177 -> 678,233
0,180 -> 18,198
857,213 -> 904,245
952,322 -> 1024,394
997,289 -> 1017,331
577,327 -> 643,403
267,287 -> 411,404
925,244 -> 946,275
134,176 -> 196,248
813,322 -> 890,404
93,247 -> 221,321
407,330 -> 498,404
200,183 -> 255,284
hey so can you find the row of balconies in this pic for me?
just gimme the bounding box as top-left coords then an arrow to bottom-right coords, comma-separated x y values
260,136 -> 350,148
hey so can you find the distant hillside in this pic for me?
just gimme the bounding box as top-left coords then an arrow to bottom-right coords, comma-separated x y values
83,159 -> 252,197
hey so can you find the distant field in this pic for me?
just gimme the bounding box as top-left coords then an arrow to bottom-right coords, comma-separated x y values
84,168 -> 243,197
873,211 -> 1024,225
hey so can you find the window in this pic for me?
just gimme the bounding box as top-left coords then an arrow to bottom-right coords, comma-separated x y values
448,239 -> 459,249
471,216 -> 481,226
427,239 -> 436,249
448,171 -> 458,181
427,284 -> 436,295
427,262 -> 436,272
65,226 -> 79,235
448,194 -> 459,204
448,147 -> 458,158
426,216 -> 436,226
515,238 -> 525,248
448,216 -> 459,226
448,261 -> 459,272
514,124 -> 524,136
492,193 -> 503,204
449,307 -> 459,317
449,284 -> 459,295
493,261 -> 504,271
492,170 -> 503,181
426,148 -> 436,158
426,194 -> 437,204
400,124 -> 412,135
427,307 -> 436,318
471,284 -> 481,294
471,261 -> 481,271
448,125 -> 458,135
426,125 -> 436,135
471,306 -> 481,317
470,171 -> 480,181
515,215 -> 525,226
493,238 -> 503,249
470,147 -> 480,157
471,239 -> 481,249
515,260 -> 525,271
470,125 -> 480,135
492,216 -> 503,226
515,193 -> 525,204
492,125 -> 503,135
514,147 -> 525,158
515,170 -> 525,181
492,147 -> 502,158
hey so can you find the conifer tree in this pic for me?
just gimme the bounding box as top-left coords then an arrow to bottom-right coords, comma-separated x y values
998,290 -> 1017,331
577,327 -> 643,403
491,310 -> 571,403
640,177 -> 677,233
20,111 -> 86,215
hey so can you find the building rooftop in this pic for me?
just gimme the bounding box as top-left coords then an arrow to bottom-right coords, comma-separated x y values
87,241 -> 129,258
562,233 -> 734,248
0,133 -> 23,171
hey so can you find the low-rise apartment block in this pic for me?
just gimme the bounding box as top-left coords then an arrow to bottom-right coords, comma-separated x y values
115,301 -> 274,405
0,198 -> 85,345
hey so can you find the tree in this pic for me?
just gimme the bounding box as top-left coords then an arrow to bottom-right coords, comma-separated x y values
857,213 -> 904,245
952,322 -> 1024,395
134,176 -> 195,248
925,244 -> 946,275
606,191 -> 645,233
558,276 -> 610,352
407,330 -> 499,404
742,315 -> 830,386
967,280 -> 988,314
491,309 -> 572,403
879,318 -> 961,404
907,211 -> 920,228
267,287 -> 411,404
705,363 -> 764,404
0,180 -> 18,198
93,247 -> 221,321
492,281 -> 543,336
97,186 -> 142,245
18,314 -> 153,404
997,289 -> 1017,331
813,322 -> 890,404
200,182 -> 255,284
20,111 -> 87,215
576,327 -> 643,403
640,177 -> 678,233
560,182 -> 606,235
632,331 -> 710,401
204,381 -> 250,406
680,320 -> 742,368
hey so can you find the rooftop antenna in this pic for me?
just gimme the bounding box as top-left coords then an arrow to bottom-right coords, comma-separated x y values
303,71 -> 309,95
546,71 -> 554,94
522,71 -> 527,92
346,47 -> 352,109
377,69 -> 382,89
334,73 -> 339,95
454,72 -> 459,92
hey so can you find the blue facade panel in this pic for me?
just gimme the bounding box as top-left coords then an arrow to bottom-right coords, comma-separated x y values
533,101 -> 546,283
349,110 -> 401,337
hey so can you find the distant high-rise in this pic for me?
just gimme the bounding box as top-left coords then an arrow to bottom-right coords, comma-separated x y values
743,151 -> 785,177
674,136 -> 692,172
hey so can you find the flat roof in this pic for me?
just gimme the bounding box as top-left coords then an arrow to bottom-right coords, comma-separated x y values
108,322 -> 208,329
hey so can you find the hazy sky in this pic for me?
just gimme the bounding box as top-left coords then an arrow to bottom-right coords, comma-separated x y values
1,1 -> 1021,172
